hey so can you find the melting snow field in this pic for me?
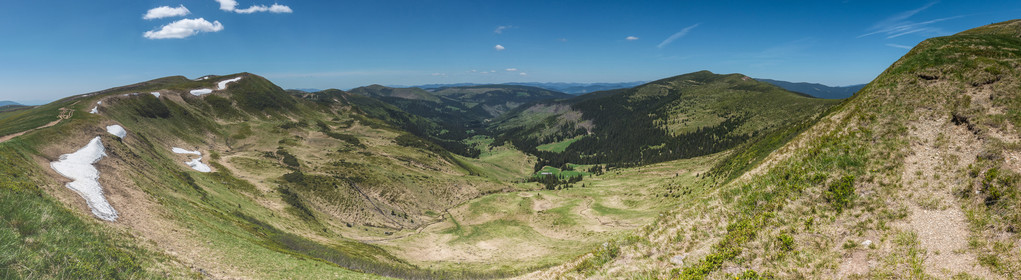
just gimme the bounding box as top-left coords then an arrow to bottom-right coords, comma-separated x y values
190,88 -> 213,96
186,157 -> 212,172
50,136 -> 118,221
90,101 -> 102,114
217,77 -> 243,90
172,147 -> 211,172
106,125 -> 126,138
151,92 -> 161,98
172,147 -> 201,155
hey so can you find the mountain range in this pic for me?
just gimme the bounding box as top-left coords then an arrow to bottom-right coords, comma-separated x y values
1,19 -> 1020,279
756,78 -> 866,99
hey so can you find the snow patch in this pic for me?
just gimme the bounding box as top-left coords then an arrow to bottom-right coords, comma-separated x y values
172,147 -> 210,172
196,76 -> 210,81
50,136 -> 118,221
106,125 -> 126,139
190,88 -> 213,96
151,92 -> 161,98
90,107 -> 98,114
172,147 -> 201,155
186,157 -> 212,172
217,77 -> 243,90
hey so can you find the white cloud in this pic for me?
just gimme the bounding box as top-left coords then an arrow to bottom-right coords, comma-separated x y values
625,36 -> 639,41
519,72 -> 527,76
658,23 -> 700,48
494,25 -> 513,34
885,43 -> 913,49
217,0 -> 292,14
215,0 -> 238,11
144,5 -> 190,20
268,4 -> 292,13
144,18 -> 224,39
494,44 -> 505,51
505,68 -> 518,71
431,73 -> 447,76
858,2 -> 960,39
235,4 -> 292,14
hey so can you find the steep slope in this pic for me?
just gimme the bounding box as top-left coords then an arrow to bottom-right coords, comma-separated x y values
528,19 -> 1021,279
0,73 -> 521,279
756,78 -> 865,99
495,71 -> 841,168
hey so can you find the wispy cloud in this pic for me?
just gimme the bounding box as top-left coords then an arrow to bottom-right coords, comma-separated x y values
144,5 -> 190,20
625,36 -> 639,41
859,2 -> 960,39
235,4 -> 292,14
143,18 -> 223,39
494,44 -> 505,51
505,68 -> 518,71
216,0 -> 292,14
886,43 -> 914,49
494,25 -> 514,34
657,23 -> 700,48
519,72 -> 527,76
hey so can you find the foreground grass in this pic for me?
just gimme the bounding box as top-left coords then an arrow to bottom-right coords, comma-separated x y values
0,140 -> 194,279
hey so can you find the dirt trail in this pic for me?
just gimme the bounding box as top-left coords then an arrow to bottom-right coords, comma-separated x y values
578,196 -> 637,229
898,116 -> 995,279
0,102 -> 77,143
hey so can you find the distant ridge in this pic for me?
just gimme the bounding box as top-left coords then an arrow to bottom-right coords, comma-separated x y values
408,81 -> 647,95
0,101 -> 21,107
755,78 -> 865,99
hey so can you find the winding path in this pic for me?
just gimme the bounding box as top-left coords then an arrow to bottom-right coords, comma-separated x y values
0,102 -> 77,143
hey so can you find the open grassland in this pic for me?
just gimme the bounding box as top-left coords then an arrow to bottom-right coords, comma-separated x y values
536,135 -> 584,152
377,154 -> 722,274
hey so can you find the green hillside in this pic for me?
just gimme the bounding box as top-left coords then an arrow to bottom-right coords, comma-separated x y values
0,73 -> 533,278
532,19 -> 1021,279
494,70 -> 841,168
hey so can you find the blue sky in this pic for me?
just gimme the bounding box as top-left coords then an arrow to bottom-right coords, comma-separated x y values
1,1 -> 1019,104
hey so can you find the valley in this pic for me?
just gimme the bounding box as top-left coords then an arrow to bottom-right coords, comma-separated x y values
1,17 -> 1020,280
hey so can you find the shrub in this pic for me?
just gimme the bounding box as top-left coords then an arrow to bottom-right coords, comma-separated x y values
825,175 -> 856,212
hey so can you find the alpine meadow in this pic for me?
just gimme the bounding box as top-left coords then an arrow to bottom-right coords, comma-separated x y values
2,1 -> 1021,279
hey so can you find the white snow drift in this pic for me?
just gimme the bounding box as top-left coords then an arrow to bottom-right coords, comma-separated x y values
217,77 -> 243,90
172,147 -> 210,172
190,88 -> 213,96
172,147 -> 201,155
50,136 -> 118,221
90,101 -> 102,114
106,125 -> 126,139
151,92 -> 161,98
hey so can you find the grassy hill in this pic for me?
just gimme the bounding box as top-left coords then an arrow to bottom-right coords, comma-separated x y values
527,19 -> 1021,279
494,70 -> 841,168
0,73 -> 535,278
